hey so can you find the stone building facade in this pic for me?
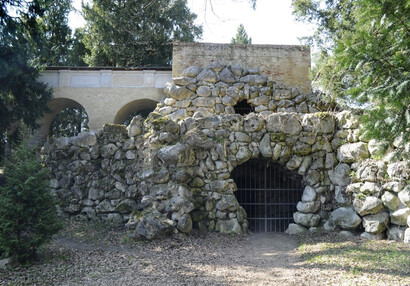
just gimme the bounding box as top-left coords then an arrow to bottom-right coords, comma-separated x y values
44,61 -> 410,242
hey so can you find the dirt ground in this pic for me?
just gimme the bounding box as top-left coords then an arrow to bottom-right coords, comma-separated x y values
1,223 -> 409,286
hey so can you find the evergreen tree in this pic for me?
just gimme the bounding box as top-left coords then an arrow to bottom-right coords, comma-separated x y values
0,143 -> 62,263
82,0 -> 202,67
292,0 -> 410,144
231,24 -> 252,44
0,0 -> 53,160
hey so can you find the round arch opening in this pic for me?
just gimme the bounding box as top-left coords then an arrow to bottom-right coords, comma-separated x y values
231,158 -> 305,232
114,99 -> 158,126
47,98 -> 89,138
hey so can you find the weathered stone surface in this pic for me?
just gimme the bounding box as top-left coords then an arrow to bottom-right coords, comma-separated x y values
216,218 -> 242,234
258,133 -> 272,158
296,201 -> 320,213
301,186 -> 317,202
215,194 -> 238,211
177,214 -> 193,233
360,232 -> 384,240
360,182 -> 382,197
302,113 -> 335,134
387,161 -> 409,181
305,170 -> 321,186
220,67 -> 236,83
165,196 -> 194,214
398,185 -> 410,207
157,143 -> 186,165
328,164 -> 351,186
286,155 -> 303,170
381,191 -> 400,211
390,207 -> 410,226
329,207 -> 362,230
387,226 -> 405,241
266,113 -> 302,135
72,132 -> 97,146
182,66 -> 203,77
197,68 -> 220,83
101,143 -> 118,158
353,196 -> 384,216
382,181 -> 404,193
362,212 -> 389,234
285,223 -> 307,235
164,82 -> 195,100
133,210 -> 174,240
337,142 -> 369,163
293,212 -> 320,227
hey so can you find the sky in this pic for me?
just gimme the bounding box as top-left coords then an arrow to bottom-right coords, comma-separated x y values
69,0 -> 313,46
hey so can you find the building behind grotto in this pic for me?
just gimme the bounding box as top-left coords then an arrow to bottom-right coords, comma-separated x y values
43,43 -> 410,242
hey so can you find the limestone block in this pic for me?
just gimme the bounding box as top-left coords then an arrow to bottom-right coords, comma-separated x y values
301,186 -> 317,202
216,218 -> 242,234
285,223 -> 307,235
72,132 -> 97,146
249,95 -> 270,106
335,186 -> 350,205
390,207 -> 410,226
165,196 -> 194,214
164,82 -> 194,100
328,163 -> 351,186
387,226 -> 405,241
219,67 -> 236,83
192,97 -> 215,108
387,161 -> 409,181
296,201 -> 320,213
236,146 -> 252,164
337,142 -> 370,163
360,232 -> 384,240
173,76 -> 196,86
177,214 -> 193,233
293,212 -> 321,227
259,133 -> 272,158
266,113 -> 302,136
302,113 -> 335,134
215,194 -> 239,211
305,170 -> 321,186
398,185 -> 410,207
101,143 -> 118,158
382,181 -> 404,193
381,191 -> 400,211
297,156 -> 312,175
329,207 -> 362,230
182,66 -> 203,77
240,74 -> 267,86
293,142 -> 312,156
360,182 -> 382,197
353,196 -> 384,216
197,68 -> 220,83
324,153 -> 337,169
286,155 -> 303,171
355,160 -> 386,182
362,212 -> 389,234
134,210 -> 174,240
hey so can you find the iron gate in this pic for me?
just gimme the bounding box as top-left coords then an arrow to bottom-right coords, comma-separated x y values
232,159 -> 305,232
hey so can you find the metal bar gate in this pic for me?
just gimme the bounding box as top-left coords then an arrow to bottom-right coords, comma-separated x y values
232,159 -> 305,232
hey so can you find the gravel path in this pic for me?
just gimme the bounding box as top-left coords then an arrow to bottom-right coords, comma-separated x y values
1,227 -> 409,286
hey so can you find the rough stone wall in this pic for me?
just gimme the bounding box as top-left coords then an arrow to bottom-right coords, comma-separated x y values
172,42 -> 311,93
45,63 -> 410,243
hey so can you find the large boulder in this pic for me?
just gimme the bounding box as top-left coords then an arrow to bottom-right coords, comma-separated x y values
293,212 -> 320,227
337,142 -> 369,163
390,207 -> 410,226
130,210 -> 175,240
362,212 -> 389,234
266,113 -> 302,135
328,164 -> 351,186
353,196 -> 384,216
398,185 -> 410,207
329,207 -> 362,230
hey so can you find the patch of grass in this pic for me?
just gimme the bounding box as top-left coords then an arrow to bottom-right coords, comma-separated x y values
297,232 -> 410,284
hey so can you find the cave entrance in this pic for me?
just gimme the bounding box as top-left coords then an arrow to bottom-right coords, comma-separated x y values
232,159 -> 305,232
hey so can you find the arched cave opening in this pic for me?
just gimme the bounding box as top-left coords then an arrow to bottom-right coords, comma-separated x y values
234,100 -> 254,115
231,159 -> 305,232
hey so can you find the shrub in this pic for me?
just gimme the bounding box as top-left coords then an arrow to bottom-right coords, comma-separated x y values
0,143 -> 62,263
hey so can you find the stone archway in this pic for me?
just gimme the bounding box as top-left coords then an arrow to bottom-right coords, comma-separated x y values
232,158 -> 305,232
113,99 -> 158,125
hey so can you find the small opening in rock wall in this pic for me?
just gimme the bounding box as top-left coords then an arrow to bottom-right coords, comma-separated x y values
232,159 -> 305,232
234,100 -> 254,115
